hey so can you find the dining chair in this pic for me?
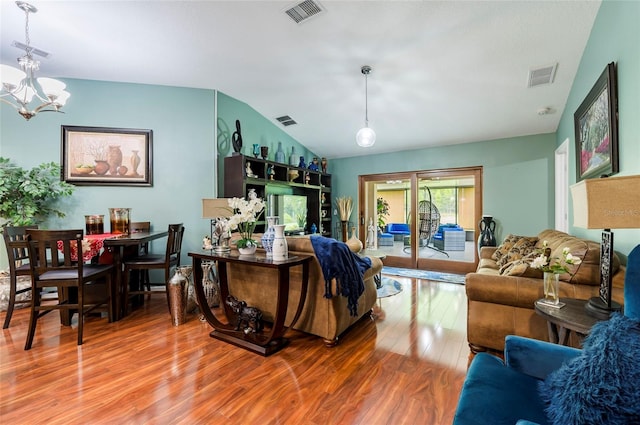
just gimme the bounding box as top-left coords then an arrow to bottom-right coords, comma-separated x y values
122,223 -> 184,314
2,225 -> 38,329
24,229 -> 114,350
129,221 -> 151,290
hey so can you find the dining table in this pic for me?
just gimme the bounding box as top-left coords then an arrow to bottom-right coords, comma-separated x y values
102,230 -> 169,320
57,230 -> 169,324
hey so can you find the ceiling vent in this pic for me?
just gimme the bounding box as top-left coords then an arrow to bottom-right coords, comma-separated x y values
276,115 -> 297,127
284,0 -> 324,24
528,63 -> 558,88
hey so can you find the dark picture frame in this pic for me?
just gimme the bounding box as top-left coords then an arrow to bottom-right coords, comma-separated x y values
61,126 -> 153,186
574,62 -> 619,181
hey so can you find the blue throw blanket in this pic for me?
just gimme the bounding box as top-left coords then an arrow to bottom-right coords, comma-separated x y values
310,236 -> 372,316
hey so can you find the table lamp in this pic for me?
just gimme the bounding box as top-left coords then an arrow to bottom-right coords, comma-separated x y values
570,175 -> 640,319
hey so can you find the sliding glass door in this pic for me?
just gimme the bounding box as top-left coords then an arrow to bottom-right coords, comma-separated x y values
359,167 -> 482,274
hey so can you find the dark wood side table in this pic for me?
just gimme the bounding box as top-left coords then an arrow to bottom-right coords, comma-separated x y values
534,298 -> 601,346
189,250 -> 312,356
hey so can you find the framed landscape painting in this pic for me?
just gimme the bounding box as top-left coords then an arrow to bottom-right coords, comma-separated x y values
61,126 -> 153,186
574,62 -> 619,181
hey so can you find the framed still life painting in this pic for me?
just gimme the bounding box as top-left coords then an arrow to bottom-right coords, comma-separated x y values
574,62 -> 619,181
61,126 -> 153,186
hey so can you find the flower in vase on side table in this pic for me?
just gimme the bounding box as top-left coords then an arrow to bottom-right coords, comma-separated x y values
531,241 -> 582,306
227,196 -> 265,254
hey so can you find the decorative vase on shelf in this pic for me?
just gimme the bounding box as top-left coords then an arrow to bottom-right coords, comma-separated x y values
275,142 -> 285,163
346,226 -> 363,253
261,216 -> 278,257
543,272 -> 560,305
252,143 -> 260,158
272,224 -> 288,260
289,146 -> 298,166
477,215 -> 497,254
260,146 -> 269,160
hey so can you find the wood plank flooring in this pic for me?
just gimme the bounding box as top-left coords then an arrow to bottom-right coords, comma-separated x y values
0,275 -> 469,424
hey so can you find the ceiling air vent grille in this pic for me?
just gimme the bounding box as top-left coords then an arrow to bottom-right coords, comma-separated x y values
276,115 -> 297,127
528,63 -> 558,88
284,0 -> 324,24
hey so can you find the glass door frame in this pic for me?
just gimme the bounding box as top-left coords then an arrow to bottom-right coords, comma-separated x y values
358,166 -> 482,274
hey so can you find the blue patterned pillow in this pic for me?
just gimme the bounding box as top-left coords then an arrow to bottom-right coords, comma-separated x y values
539,313 -> 640,425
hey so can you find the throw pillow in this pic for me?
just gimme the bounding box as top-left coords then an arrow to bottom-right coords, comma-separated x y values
492,234 -> 524,263
539,313 -> 640,425
496,237 -> 538,268
499,258 -> 543,277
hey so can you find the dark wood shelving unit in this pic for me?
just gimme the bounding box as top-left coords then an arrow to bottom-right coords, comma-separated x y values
224,154 -> 332,236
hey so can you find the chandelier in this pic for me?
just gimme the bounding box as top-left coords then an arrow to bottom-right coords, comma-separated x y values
356,65 -> 376,148
0,1 -> 70,120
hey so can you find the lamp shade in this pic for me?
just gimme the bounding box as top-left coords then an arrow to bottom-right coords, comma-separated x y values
571,175 -> 640,229
202,198 -> 232,219
356,127 -> 376,147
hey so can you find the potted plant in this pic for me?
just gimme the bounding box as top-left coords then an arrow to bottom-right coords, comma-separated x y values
377,197 -> 390,232
0,157 -> 74,228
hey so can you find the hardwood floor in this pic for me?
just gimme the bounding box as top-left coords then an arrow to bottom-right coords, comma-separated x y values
1,275 -> 469,424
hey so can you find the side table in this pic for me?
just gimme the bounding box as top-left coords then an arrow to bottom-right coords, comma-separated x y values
189,250 -> 312,356
534,298 -> 601,346
360,249 -> 386,288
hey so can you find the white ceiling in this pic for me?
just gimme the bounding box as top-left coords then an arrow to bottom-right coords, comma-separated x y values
1,0 -> 601,159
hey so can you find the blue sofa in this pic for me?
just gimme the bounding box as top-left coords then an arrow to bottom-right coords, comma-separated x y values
386,223 -> 410,241
453,244 -> 640,425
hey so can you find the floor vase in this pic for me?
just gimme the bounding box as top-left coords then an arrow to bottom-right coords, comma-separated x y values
477,215 -> 496,254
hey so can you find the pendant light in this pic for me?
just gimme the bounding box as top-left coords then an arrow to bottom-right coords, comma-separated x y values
1,2 -> 70,120
356,65 -> 376,147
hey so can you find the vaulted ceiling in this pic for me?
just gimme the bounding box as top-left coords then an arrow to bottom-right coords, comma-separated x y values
0,1 -> 601,158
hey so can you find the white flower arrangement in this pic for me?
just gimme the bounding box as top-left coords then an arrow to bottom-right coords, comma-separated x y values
531,241 -> 582,274
226,196 -> 265,249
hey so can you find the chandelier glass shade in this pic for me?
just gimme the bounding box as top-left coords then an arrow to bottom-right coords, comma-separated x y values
1,2 -> 70,120
356,65 -> 376,147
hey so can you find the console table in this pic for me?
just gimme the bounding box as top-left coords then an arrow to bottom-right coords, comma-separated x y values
189,250 -> 312,356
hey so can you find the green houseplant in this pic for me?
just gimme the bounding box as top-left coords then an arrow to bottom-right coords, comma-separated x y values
377,197 -> 390,232
0,157 -> 74,228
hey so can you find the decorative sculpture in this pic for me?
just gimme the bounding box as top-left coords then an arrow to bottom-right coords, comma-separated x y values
226,295 -> 263,333
231,119 -> 243,154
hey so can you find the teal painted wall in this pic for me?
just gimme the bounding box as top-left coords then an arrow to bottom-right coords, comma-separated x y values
557,0 -> 640,259
1,78 -> 216,268
332,133 -> 556,242
216,92 -> 318,196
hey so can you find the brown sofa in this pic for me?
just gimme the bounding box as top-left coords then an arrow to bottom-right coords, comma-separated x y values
466,229 -> 625,355
225,235 -> 383,346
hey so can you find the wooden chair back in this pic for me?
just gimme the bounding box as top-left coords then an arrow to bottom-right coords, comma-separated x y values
2,225 -> 38,328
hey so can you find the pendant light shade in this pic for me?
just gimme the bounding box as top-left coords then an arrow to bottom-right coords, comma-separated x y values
356,65 -> 375,147
0,2 -> 70,120
356,127 -> 376,147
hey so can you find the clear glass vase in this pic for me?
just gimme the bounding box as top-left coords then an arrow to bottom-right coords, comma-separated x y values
543,272 -> 560,305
